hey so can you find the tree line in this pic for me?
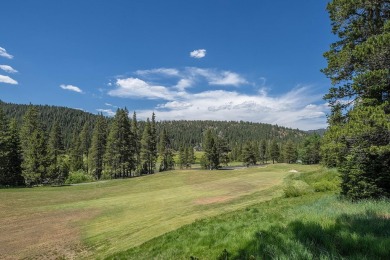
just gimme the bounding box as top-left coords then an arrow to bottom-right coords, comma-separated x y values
0,104 -> 321,187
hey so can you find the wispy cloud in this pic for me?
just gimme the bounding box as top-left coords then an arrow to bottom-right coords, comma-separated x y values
190,49 -> 206,59
0,75 -> 18,85
0,65 -> 18,73
107,67 -> 327,130
138,86 -> 327,130
96,108 -> 116,116
136,68 -> 180,77
60,84 -> 83,93
108,78 -> 175,100
0,47 -> 13,59
105,103 -> 118,108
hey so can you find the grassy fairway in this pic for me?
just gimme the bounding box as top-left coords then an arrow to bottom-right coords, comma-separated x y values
0,163 -> 310,259
109,168 -> 390,260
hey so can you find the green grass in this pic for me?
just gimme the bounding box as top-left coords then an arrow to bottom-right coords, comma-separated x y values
108,168 -> 390,260
0,163 -> 307,259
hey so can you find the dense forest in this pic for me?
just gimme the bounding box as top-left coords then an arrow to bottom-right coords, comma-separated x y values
0,101 -> 321,187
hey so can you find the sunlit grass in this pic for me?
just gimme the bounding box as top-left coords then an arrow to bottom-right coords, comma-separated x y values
108,168 -> 390,260
0,163 -> 310,258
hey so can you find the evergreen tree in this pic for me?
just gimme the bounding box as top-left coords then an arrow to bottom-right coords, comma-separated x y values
69,130 -> 83,172
79,122 -> 91,173
284,140 -> 298,164
186,146 -> 195,166
7,119 -> 23,186
89,114 -> 107,179
20,106 -> 48,185
178,145 -> 186,169
202,129 -> 219,170
217,135 -> 230,166
131,112 -> 141,175
269,140 -> 280,164
47,121 -> 68,184
322,0 -> 390,199
0,108 -> 11,185
104,108 -> 134,178
259,139 -> 267,164
301,134 -> 321,164
242,141 -> 256,167
150,112 -> 158,169
158,129 -> 175,172
140,117 -> 157,174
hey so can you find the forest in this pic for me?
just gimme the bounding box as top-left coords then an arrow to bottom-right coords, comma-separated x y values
0,101 -> 321,186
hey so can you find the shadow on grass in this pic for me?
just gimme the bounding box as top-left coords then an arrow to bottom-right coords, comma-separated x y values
232,210 -> 390,259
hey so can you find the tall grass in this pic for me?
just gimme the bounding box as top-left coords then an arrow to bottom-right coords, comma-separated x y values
108,168 -> 390,260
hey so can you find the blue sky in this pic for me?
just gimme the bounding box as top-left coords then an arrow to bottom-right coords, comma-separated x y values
0,0 -> 333,130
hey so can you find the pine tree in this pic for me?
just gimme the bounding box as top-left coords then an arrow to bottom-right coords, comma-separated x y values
7,119 -> 23,186
259,140 -> 267,164
79,122 -> 91,173
89,114 -> 107,180
20,106 -> 48,185
269,140 -> 280,164
150,112 -> 158,170
178,145 -> 186,169
69,130 -> 83,172
0,108 -> 10,185
47,121 -> 68,184
202,129 -> 219,170
158,129 -> 175,172
131,112 -> 141,175
301,134 -> 321,164
104,108 -> 134,178
140,117 -> 157,174
322,0 -> 390,199
242,141 -> 257,167
216,135 -> 230,166
284,140 -> 297,164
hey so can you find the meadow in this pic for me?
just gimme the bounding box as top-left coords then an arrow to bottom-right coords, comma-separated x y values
0,163 -> 306,259
1,164 -> 388,259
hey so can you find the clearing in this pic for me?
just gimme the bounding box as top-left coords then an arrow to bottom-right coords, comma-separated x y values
0,164 -> 317,259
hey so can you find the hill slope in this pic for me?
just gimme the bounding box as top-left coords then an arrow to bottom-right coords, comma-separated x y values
0,100 -> 308,150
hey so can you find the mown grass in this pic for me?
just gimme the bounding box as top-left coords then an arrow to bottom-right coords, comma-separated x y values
108,168 -> 390,260
0,163 -> 307,259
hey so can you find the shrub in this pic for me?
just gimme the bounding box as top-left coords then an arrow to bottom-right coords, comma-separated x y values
65,170 -> 94,184
313,180 -> 338,192
284,180 -> 313,198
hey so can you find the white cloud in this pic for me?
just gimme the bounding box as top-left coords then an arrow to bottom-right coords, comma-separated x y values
108,67 -> 327,130
185,67 -> 248,86
0,47 -> 13,59
0,75 -> 18,85
136,86 -> 328,130
136,68 -> 180,77
105,103 -> 119,108
60,84 -> 83,93
108,78 -> 175,100
208,71 -> 248,86
0,65 -> 17,73
174,78 -> 193,91
96,108 -> 116,116
190,49 -> 206,59
157,101 -> 193,110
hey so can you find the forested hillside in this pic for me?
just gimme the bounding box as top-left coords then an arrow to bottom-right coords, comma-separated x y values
0,101 -> 97,149
1,100 -> 317,186
0,100 -> 308,150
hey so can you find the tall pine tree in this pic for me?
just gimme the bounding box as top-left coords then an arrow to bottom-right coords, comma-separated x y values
20,106 -> 48,185
89,114 -> 107,180
158,129 -> 175,172
104,108 -> 135,178
322,0 -> 390,199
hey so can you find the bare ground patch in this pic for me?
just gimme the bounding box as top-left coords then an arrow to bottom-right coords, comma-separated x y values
0,208 -> 99,259
194,196 -> 234,205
